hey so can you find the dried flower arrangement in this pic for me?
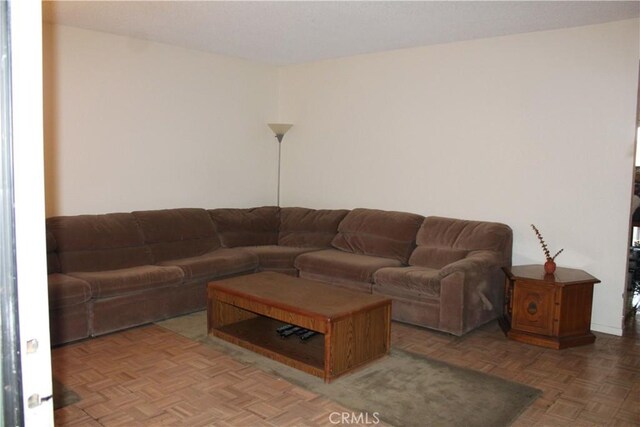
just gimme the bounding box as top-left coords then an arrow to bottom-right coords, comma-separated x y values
531,224 -> 564,262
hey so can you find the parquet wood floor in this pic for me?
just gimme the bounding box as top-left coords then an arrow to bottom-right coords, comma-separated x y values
52,313 -> 639,426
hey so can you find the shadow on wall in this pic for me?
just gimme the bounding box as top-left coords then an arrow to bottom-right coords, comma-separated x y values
43,24 -> 59,217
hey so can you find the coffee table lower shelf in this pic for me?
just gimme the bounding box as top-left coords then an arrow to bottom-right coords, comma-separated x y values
211,316 -> 325,378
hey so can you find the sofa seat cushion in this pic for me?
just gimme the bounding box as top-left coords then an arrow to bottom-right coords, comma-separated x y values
331,208 -> 424,263
374,266 -> 441,299
158,248 -> 258,280
239,245 -> 321,270
48,273 -> 92,309
295,249 -> 402,284
69,265 -> 185,298
409,247 -> 469,270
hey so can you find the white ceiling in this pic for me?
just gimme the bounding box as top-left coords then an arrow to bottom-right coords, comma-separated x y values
42,1 -> 640,65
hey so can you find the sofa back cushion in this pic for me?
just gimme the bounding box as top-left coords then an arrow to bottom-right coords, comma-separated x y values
409,216 -> 513,269
209,206 -> 279,247
46,231 -> 61,274
279,208 -> 349,248
47,213 -> 153,272
331,208 -> 424,263
132,208 -> 221,263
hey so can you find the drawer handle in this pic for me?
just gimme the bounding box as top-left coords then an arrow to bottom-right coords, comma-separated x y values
527,301 -> 538,315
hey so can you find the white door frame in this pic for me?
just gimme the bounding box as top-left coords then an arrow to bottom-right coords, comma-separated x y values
5,0 -> 54,425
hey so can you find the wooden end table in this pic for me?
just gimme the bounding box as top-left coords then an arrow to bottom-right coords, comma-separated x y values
207,271 -> 392,382
500,265 -> 600,349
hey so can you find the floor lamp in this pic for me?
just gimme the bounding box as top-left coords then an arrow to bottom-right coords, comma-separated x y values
267,123 -> 293,206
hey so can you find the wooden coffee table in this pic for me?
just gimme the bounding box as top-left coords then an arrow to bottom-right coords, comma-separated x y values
207,271 -> 392,382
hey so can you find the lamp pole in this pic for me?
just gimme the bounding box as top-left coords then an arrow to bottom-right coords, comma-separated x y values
267,123 -> 293,207
277,137 -> 282,206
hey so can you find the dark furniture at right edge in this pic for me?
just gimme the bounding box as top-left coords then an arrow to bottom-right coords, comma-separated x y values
500,265 -> 600,349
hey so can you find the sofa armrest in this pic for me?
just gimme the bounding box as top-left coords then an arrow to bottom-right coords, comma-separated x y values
437,250 -> 503,279
437,250 -> 506,335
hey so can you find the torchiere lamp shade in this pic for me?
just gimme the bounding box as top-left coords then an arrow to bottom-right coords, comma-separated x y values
268,123 -> 293,142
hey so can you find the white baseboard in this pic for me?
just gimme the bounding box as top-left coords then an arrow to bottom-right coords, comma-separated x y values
591,323 -> 623,337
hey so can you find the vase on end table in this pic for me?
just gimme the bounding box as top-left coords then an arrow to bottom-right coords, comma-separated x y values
544,260 -> 556,274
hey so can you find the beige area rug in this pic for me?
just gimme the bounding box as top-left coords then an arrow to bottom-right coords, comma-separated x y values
157,311 -> 541,427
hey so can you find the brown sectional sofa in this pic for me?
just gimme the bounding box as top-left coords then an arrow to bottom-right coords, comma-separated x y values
45,206 -> 512,346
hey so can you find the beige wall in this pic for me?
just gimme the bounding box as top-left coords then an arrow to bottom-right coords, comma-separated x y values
278,19 -> 640,335
44,20 -> 640,335
43,24 -> 279,216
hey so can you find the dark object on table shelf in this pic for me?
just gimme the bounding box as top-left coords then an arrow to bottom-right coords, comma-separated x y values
300,330 -> 318,341
280,326 -> 302,338
276,324 -> 295,334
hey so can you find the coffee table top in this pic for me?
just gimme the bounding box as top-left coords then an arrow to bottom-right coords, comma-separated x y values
208,271 -> 391,320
